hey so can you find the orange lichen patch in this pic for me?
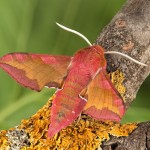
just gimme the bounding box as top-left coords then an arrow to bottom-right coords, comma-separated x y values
122,41 -> 134,51
110,69 -> 126,100
0,95 -> 137,150
115,20 -> 126,28
0,130 -> 9,149
109,123 -> 137,137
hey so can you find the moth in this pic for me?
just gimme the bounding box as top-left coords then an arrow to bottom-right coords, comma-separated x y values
0,23 -> 147,138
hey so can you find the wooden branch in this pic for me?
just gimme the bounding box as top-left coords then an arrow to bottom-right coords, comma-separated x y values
96,0 -> 150,109
95,0 -> 150,149
102,122 -> 150,150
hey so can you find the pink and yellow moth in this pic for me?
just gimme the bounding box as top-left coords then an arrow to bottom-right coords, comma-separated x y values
0,23 -> 147,138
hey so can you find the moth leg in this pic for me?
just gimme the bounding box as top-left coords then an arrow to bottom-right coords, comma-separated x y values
74,113 -> 82,126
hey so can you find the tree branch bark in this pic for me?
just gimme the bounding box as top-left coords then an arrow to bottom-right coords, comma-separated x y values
102,122 -> 150,150
95,0 -> 150,149
96,0 -> 150,109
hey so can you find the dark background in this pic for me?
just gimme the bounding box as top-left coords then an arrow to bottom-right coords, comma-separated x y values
0,0 -> 149,130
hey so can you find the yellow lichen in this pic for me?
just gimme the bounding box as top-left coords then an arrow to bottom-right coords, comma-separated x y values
110,69 -> 126,100
0,130 -> 9,149
0,95 -> 137,150
110,123 -> 137,137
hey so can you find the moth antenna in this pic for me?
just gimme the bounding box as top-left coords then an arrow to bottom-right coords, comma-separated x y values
56,23 -> 147,66
105,51 -> 147,66
56,22 -> 92,46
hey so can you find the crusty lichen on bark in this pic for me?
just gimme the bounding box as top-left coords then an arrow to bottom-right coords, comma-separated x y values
0,96 -> 137,150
